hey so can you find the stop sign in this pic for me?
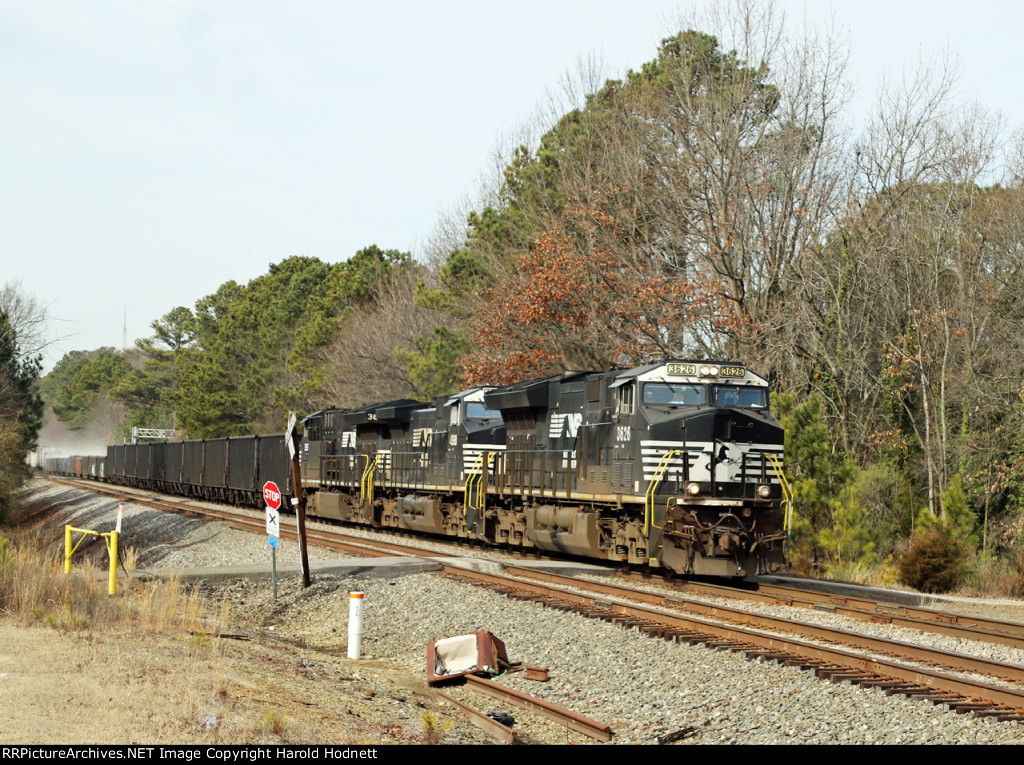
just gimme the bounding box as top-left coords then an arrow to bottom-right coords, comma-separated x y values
263,481 -> 282,511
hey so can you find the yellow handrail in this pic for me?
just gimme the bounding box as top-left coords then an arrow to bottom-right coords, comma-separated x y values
645,450 -> 684,535
463,452 -> 493,515
360,454 -> 379,504
765,453 -> 793,533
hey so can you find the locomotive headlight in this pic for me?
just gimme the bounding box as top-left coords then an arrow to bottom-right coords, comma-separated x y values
699,366 -> 720,377
686,482 -> 701,496
756,484 -> 771,498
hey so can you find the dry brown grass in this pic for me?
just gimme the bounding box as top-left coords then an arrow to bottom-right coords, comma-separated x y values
0,531 -> 442,745
0,530 -> 219,636
121,545 -> 139,572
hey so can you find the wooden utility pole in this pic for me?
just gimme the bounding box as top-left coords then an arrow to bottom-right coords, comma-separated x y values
287,412 -> 310,588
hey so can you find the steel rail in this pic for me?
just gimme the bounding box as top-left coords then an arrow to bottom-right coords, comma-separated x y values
443,565 -> 1024,715
46,476 -> 1024,718
463,675 -> 613,741
648,574 -> 1024,649
49,476 -> 1024,697
753,580 -> 1024,642
435,690 -> 517,744
505,565 -> 1024,681
503,566 -> 1024,680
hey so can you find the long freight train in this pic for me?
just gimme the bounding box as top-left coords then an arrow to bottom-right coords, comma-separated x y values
48,359 -> 791,577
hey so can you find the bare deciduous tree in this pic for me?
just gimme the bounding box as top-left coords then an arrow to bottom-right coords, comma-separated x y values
314,268 -> 456,407
0,280 -> 54,362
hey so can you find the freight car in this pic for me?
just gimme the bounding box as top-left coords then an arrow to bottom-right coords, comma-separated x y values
43,454 -> 106,479
101,434 -> 294,507
58,359 -> 789,577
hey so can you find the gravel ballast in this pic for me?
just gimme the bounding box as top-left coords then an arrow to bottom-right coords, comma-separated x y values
22,479 -> 1024,745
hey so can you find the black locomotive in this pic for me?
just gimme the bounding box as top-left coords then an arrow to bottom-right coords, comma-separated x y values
55,359 -> 790,577
300,359 -> 789,576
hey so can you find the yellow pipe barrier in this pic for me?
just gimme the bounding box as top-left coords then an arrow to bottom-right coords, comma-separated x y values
108,530 -> 118,596
64,525 -> 119,595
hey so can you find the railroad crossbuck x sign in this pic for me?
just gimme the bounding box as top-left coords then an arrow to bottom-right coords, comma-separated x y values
264,481 -> 281,538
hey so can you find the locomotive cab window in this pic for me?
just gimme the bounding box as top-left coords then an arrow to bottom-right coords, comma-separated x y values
642,383 -> 704,406
616,383 -> 635,415
712,385 -> 766,408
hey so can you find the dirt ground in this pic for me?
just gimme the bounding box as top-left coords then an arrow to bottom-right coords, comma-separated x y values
0,481 -> 495,746
0,622 -> 481,745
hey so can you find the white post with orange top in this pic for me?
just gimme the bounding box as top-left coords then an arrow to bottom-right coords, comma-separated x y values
348,592 -> 365,659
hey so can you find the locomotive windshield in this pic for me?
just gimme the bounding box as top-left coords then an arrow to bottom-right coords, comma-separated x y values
465,402 -> 502,419
712,385 -> 767,408
642,383 -> 704,406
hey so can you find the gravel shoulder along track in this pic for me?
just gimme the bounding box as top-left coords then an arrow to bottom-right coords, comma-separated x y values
15,479 -> 1024,745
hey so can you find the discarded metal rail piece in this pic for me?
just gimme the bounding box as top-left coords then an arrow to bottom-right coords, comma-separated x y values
436,691 -> 517,744
465,674 -> 613,742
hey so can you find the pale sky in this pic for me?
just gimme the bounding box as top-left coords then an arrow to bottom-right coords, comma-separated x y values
2,0 -> 1021,372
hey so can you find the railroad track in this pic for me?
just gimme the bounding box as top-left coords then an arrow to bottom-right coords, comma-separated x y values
47,476 -> 1024,723
61,476 -> 1024,645
445,566 -> 1024,722
652,575 -> 1024,651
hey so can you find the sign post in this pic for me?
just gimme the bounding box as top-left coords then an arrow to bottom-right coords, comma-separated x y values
264,481 -> 282,599
286,412 -> 310,588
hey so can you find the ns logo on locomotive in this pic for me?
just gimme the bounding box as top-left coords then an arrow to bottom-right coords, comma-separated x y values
79,360 -> 789,578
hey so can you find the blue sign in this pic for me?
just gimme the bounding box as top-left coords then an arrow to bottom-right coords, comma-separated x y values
268,535 -> 278,548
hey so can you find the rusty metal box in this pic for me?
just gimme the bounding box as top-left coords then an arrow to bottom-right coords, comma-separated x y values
427,630 -> 509,683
